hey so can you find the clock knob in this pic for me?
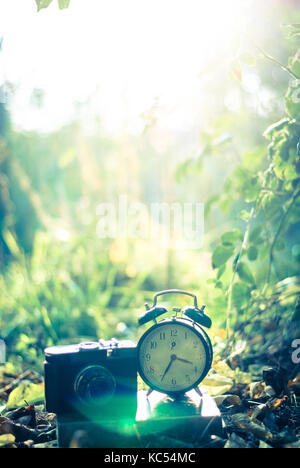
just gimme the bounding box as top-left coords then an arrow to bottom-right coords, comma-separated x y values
182,306 -> 212,328
138,306 -> 168,325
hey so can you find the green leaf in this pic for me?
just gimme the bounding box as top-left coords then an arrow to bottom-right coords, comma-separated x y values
247,245 -> 258,261
292,244 -> 300,257
216,264 -> 226,279
284,163 -> 298,181
263,118 -> 290,140
275,136 -> 290,161
249,225 -> 263,243
237,262 -> 255,285
243,146 -> 266,167
212,244 -> 235,269
35,0 -> 53,11
35,0 -> 70,10
285,83 -> 300,120
2,229 -> 23,259
175,158 -> 193,182
58,0 -> 70,9
221,229 -> 243,245
273,154 -> 285,179
240,210 -> 251,222
232,282 -> 251,309
262,194 -> 283,219
292,297 -> 300,322
275,238 -> 285,251
259,244 -> 269,261
289,55 -> 300,78
234,167 -> 261,202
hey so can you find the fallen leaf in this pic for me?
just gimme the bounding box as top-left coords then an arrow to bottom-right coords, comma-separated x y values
249,381 -> 265,399
0,433 -> 15,447
214,394 -> 241,407
234,368 -> 252,385
6,381 -> 44,410
202,373 -> 234,396
213,360 -> 235,379
224,433 -> 249,448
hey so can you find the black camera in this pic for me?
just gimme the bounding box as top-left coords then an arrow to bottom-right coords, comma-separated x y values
44,339 -> 137,421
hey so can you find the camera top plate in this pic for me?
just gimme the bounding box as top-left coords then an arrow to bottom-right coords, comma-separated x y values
45,339 -> 136,357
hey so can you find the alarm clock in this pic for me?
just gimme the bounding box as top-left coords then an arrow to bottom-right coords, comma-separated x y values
137,290 -> 213,396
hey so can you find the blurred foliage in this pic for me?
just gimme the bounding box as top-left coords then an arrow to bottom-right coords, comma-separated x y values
0,0 -> 300,373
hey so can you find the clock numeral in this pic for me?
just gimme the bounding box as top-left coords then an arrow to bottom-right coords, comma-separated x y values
150,341 -> 157,349
194,366 -> 198,373
170,329 -> 178,337
159,332 -> 165,340
149,366 -> 154,374
185,375 -> 191,383
184,332 -> 188,339
145,353 -> 151,361
171,378 -> 176,385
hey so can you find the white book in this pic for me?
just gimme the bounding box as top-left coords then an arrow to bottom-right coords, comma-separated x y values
0,339 -> 6,364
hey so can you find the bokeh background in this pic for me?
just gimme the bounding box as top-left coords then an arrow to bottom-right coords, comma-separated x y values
0,0 -> 300,371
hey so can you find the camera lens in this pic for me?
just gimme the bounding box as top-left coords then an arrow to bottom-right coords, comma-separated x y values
74,365 -> 116,406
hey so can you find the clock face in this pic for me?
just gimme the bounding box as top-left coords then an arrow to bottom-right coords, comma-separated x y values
137,319 -> 210,394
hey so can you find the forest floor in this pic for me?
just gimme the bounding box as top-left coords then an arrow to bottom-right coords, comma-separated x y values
0,335 -> 299,448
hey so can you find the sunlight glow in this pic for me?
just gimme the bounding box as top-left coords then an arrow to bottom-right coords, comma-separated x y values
0,0 -> 257,134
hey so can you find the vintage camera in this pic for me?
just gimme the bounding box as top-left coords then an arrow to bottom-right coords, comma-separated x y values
44,339 -> 137,421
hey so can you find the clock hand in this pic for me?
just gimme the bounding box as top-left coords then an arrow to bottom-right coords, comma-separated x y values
175,357 -> 193,365
161,354 -> 176,381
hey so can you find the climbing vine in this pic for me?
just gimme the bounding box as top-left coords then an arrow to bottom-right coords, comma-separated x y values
208,28 -> 300,340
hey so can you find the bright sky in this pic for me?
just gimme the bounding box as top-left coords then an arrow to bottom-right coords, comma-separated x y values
0,0 -> 256,134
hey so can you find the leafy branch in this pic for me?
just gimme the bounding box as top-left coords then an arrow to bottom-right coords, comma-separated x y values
206,35 -> 300,343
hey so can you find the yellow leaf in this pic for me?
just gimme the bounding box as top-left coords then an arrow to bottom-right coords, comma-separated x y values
201,373 -> 233,396
213,360 -> 236,379
6,381 -> 44,409
0,434 -> 15,447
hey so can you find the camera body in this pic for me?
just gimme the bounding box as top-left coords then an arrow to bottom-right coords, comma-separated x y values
44,339 -> 137,421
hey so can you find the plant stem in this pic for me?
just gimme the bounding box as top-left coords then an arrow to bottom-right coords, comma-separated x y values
246,35 -> 300,80
226,206 -> 255,340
